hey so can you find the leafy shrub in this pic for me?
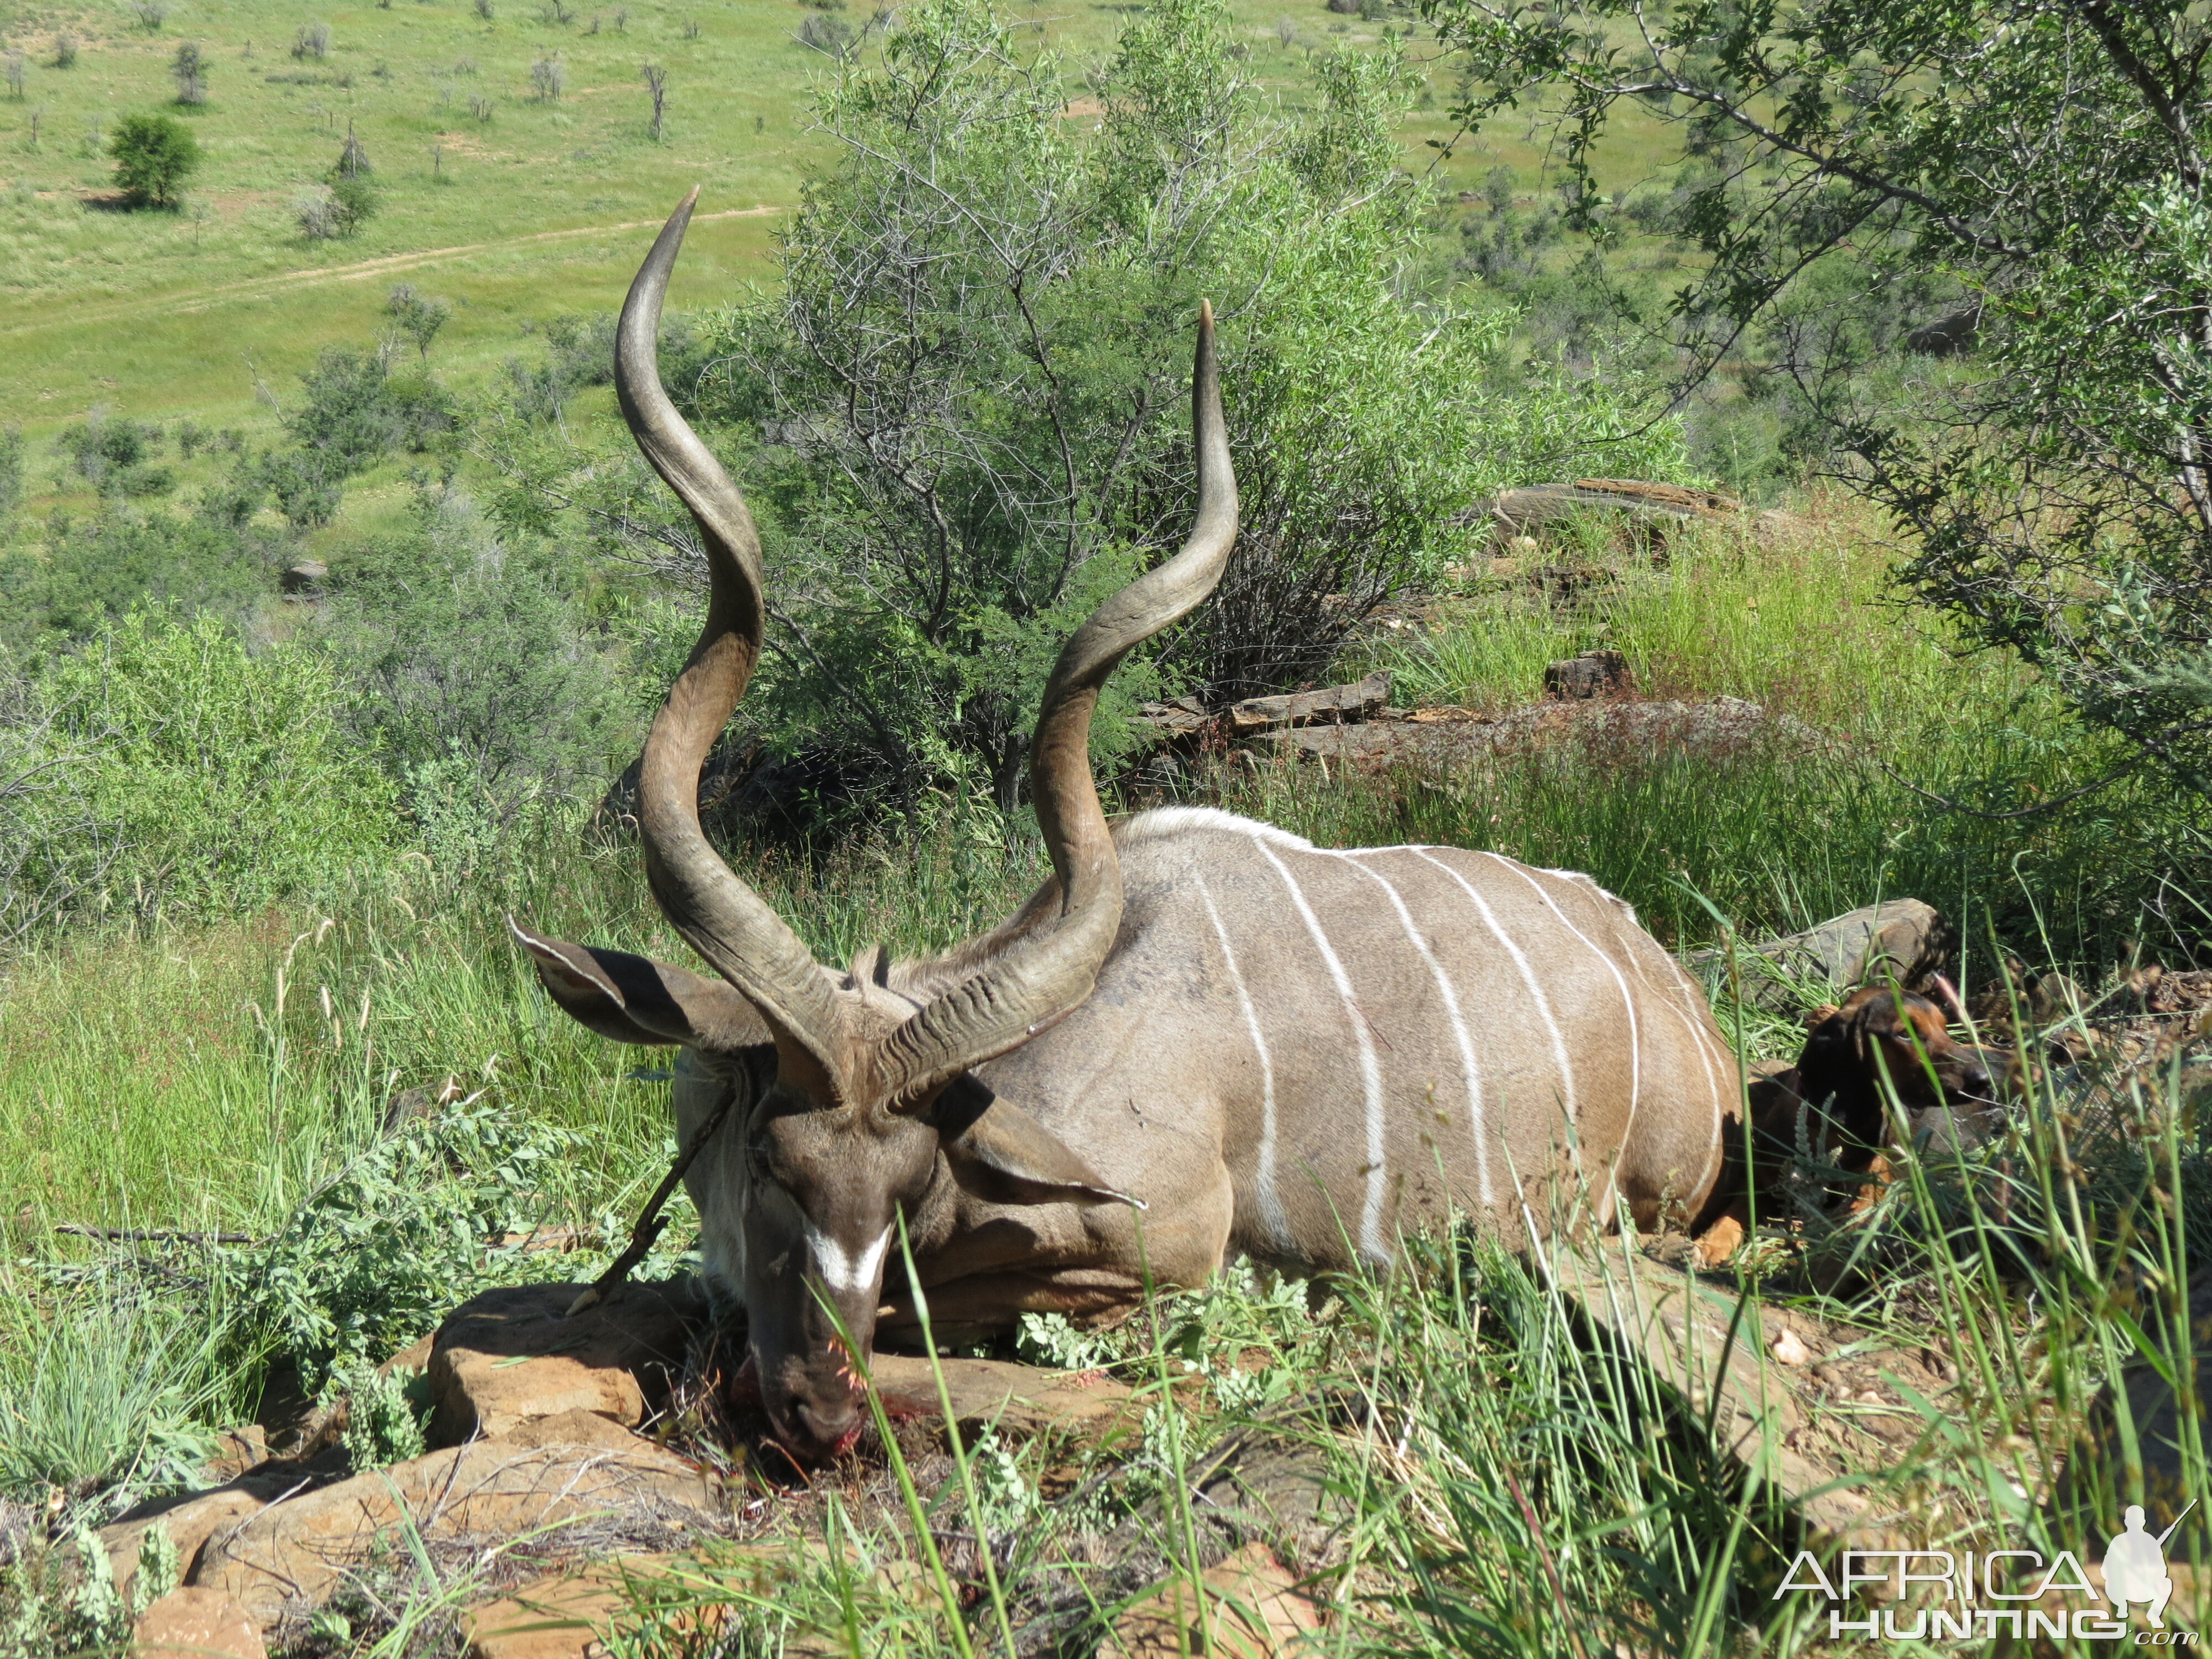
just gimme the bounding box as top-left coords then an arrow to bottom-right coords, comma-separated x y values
35,608 -> 397,921
384,283 -> 451,362
233,1102 -> 587,1385
0,507 -> 276,650
289,347 -> 455,469
671,0 -> 1677,808
107,112 -> 198,206
324,169 -> 378,234
56,409 -> 162,489
169,40 -> 206,103
0,1522 -> 182,1656
329,1358 -> 428,1469
324,489 -> 635,805
248,446 -> 344,526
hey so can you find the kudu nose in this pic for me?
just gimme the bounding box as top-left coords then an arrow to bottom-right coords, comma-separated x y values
791,1397 -> 863,1459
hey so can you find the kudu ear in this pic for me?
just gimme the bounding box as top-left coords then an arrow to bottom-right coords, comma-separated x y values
510,917 -> 772,1054
932,1074 -> 1142,1211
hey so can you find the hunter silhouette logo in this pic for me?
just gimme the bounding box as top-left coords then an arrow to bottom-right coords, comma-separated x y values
2106,1501 -> 2195,1629
1773,1499 -> 2201,1642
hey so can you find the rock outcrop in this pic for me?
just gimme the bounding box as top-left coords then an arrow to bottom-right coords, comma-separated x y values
426,1280 -> 700,1447
195,1434 -> 719,1629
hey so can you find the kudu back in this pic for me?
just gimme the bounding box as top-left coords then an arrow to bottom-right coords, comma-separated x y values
517,194 -> 1733,1460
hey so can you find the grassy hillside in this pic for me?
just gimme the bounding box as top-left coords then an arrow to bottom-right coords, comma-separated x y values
0,0 -> 1525,471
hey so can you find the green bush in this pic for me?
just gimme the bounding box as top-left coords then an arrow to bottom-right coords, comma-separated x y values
107,112 -> 199,207
538,0 -> 1677,812
55,410 -> 167,491
35,608 -> 397,921
325,168 -> 379,236
287,347 -> 456,474
329,1357 -> 428,1470
0,508 -> 278,652
323,488 -> 637,807
233,1102 -> 588,1385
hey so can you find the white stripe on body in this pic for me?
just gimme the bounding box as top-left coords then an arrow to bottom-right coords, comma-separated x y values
807,1222 -> 893,1295
1335,851 -> 1494,1206
1604,927 -> 1732,1177
1250,837 -> 1392,1267
1194,874 -> 1297,1253
1483,854 -> 1640,1218
1407,848 -> 1580,1143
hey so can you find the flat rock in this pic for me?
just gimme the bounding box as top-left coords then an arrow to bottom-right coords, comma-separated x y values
1107,1543 -> 1323,1658
204,1427 -> 268,1484
101,1459 -> 332,1603
1227,673 -> 1391,735
493,1408 -> 662,1454
428,1280 -> 701,1447
1541,1244 -> 1903,1552
463,1548 -> 799,1659
465,1556 -> 682,1659
193,1437 -> 719,1629
106,1490 -> 268,1603
1692,899 -> 1950,1003
132,1587 -> 267,1659
869,1355 -> 1138,1442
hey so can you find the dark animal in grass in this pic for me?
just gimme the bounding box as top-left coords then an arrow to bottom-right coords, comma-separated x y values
514,192 -> 1738,1463
1693,987 -> 2000,1265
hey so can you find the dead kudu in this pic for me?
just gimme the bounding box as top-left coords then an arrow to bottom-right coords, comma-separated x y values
513,194 -> 1735,1461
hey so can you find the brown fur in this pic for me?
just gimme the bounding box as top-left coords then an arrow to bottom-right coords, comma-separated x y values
1692,988 -> 1999,1265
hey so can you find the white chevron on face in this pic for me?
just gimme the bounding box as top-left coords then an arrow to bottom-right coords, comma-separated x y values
807,1221 -> 893,1296
1335,849 -> 1494,1206
1251,836 -> 1391,1267
1194,874 -> 1297,1253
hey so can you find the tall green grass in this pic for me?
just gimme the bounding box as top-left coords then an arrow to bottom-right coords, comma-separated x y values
0,807 -> 1044,1232
1277,503 -> 2200,963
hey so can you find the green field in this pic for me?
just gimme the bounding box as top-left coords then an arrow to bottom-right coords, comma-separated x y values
0,0 -> 1520,477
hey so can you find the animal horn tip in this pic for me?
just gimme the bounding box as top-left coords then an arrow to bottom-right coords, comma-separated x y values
1198,297 -> 1213,326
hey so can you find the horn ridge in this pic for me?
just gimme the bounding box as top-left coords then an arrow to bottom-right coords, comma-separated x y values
621,190 -> 849,1083
872,302 -> 1239,1103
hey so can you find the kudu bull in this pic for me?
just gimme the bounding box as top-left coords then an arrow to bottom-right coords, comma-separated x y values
514,193 -> 1734,1460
